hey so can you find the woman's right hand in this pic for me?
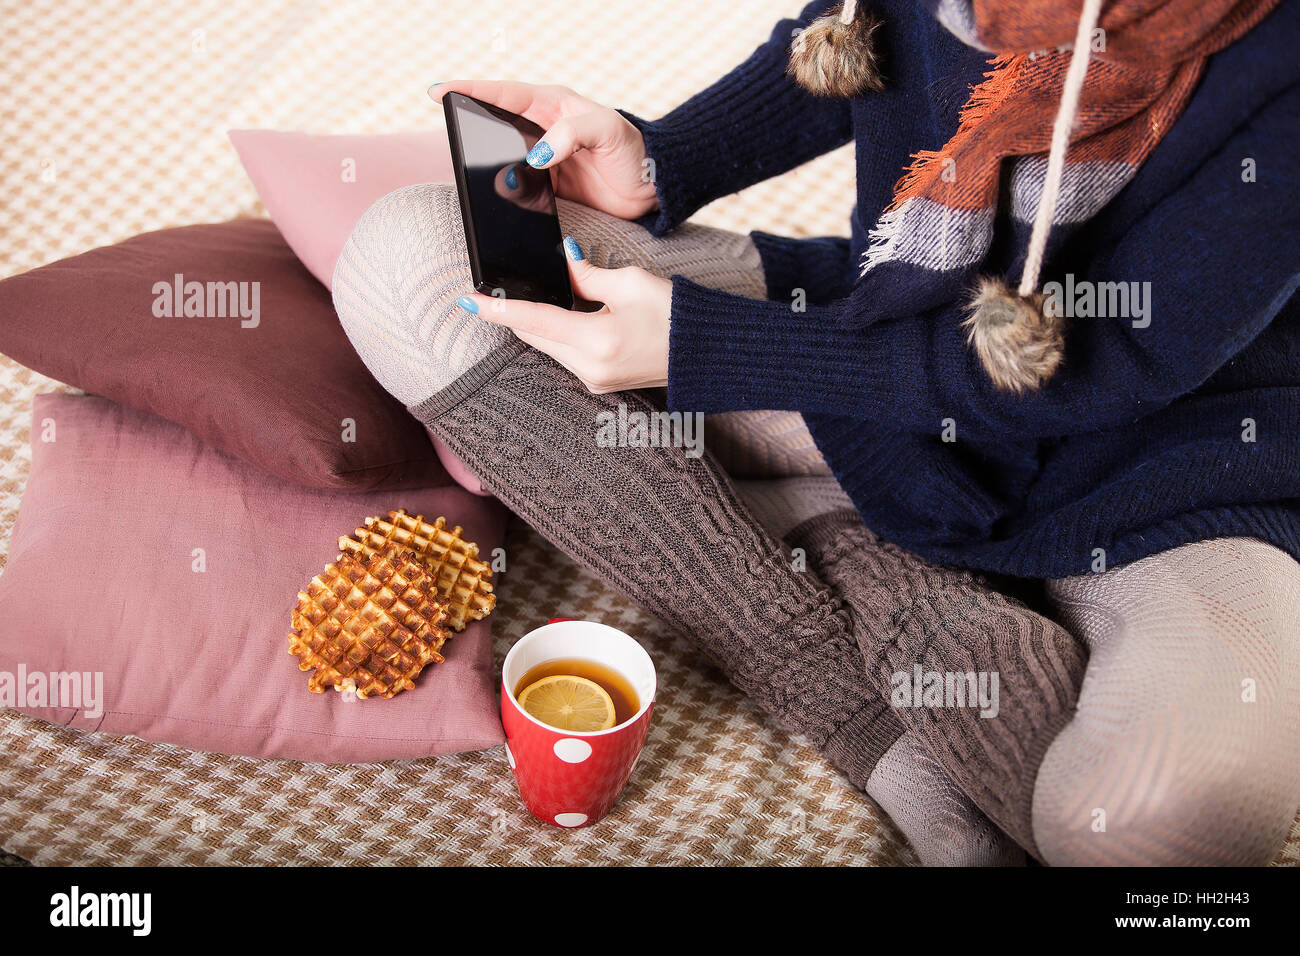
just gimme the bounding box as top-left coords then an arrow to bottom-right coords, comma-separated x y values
430,81 -> 659,221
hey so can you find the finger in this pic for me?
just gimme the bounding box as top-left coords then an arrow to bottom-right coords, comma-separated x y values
561,236 -> 619,307
429,80 -> 574,128
525,111 -> 620,169
511,327 -> 581,363
456,292 -> 584,341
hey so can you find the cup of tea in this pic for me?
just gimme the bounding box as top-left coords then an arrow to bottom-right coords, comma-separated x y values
501,618 -> 656,828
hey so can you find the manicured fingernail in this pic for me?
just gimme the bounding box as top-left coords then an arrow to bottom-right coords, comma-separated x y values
504,166 -> 518,190
525,141 -> 554,168
427,83 -> 441,94
457,296 -> 479,314
563,235 -> 585,261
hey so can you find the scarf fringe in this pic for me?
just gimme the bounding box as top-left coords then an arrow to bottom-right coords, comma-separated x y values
887,54 -> 1028,212
858,199 -> 908,276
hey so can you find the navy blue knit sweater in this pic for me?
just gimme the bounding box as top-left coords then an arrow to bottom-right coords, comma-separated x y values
625,0 -> 1300,579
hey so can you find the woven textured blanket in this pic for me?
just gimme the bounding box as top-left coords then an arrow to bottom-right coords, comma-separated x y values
1,0 -> 1296,866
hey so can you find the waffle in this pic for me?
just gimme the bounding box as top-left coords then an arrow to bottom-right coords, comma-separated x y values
288,545 -> 450,699
339,510 -> 496,631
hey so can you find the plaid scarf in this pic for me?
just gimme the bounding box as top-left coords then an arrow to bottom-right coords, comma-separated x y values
863,0 -> 1279,312
796,0 -> 1280,390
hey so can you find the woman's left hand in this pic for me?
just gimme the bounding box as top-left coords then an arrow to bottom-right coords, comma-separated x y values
456,237 -> 672,394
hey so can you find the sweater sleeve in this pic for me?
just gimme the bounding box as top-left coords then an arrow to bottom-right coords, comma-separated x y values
620,0 -> 853,236
666,80 -> 1300,442
750,232 -> 855,303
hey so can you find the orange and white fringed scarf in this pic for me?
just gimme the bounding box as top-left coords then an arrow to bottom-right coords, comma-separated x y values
788,0 -> 1280,392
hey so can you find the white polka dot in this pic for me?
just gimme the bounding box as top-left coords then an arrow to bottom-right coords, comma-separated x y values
504,743 -> 515,768
554,812 -> 588,827
553,738 -> 593,763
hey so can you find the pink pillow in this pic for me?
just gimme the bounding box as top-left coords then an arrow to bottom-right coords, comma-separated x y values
0,393 -> 507,763
230,127 -> 493,497
228,129 -> 454,288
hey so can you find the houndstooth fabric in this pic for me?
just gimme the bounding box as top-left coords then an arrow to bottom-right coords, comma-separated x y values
0,516 -> 914,866
1,0 -> 1298,867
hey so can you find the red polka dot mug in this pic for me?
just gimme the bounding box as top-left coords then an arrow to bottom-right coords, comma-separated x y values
501,618 -> 656,828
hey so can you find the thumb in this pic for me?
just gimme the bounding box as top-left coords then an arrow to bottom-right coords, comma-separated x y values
562,236 -> 619,304
526,111 -> 614,169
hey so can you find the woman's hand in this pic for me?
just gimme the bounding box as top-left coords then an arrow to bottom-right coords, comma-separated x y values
430,81 -> 659,220
456,237 -> 671,393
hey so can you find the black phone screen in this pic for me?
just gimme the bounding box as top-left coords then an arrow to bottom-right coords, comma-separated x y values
443,92 -> 573,309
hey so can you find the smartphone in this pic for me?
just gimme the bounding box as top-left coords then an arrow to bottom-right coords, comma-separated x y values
443,91 -> 575,309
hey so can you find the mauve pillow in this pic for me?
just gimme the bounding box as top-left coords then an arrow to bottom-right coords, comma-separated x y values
0,218 -> 448,492
0,393 -> 506,762
229,128 -> 492,497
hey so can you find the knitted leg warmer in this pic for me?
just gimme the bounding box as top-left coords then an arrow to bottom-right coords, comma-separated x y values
757,481 -> 1087,860
740,477 -> 1026,866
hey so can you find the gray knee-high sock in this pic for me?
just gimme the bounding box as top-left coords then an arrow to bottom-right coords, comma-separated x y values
332,183 -> 902,788
742,478 -> 1086,860
740,478 -> 1026,866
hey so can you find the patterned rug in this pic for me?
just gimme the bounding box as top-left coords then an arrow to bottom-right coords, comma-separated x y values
0,515 -> 914,866
1,0 -> 1296,866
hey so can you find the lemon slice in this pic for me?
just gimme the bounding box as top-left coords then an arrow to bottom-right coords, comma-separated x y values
517,675 -> 616,732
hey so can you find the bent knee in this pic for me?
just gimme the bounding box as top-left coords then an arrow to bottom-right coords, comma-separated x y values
1034,721 -> 1300,865
331,182 -> 488,406
335,182 -> 464,288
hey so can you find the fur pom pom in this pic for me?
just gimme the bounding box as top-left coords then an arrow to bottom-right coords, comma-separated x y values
787,0 -> 885,98
962,277 -> 1065,394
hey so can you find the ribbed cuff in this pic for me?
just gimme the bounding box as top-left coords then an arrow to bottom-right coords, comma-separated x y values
666,275 -> 852,414
750,232 -> 855,304
823,696 -> 905,791
408,339 -> 528,425
786,509 -> 869,554
617,111 -> 690,238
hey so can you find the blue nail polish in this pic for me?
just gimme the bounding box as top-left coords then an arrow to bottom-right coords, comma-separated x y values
525,141 -> 554,168
504,166 -> 518,190
457,296 -> 479,314
563,236 -> 585,261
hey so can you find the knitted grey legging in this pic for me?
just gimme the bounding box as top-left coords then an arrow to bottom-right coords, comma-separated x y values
1036,537 -> 1300,865
333,182 -> 1300,864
